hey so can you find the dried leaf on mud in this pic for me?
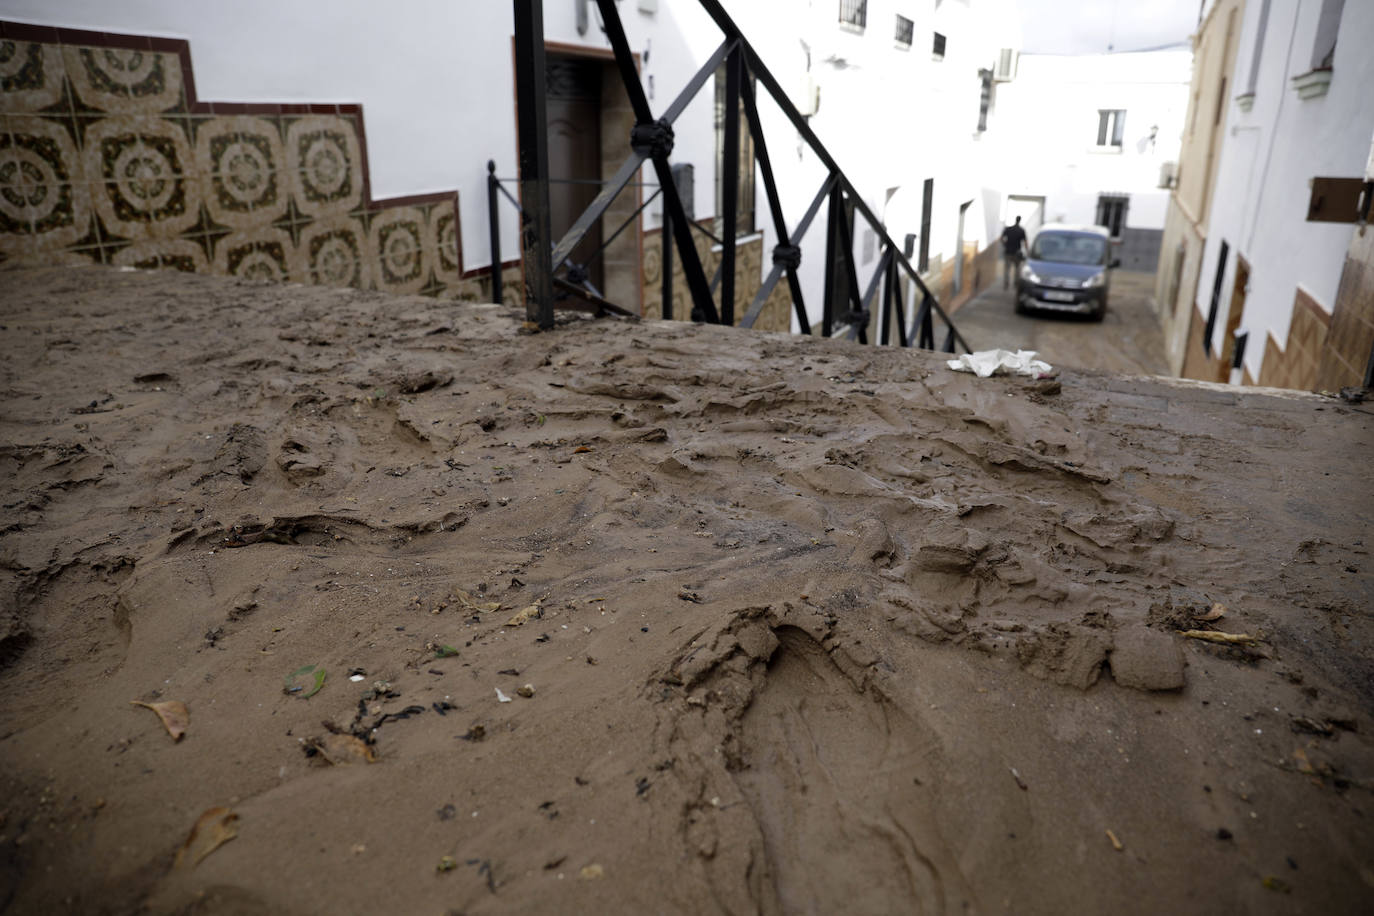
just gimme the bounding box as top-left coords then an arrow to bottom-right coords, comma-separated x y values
306,733 -> 377,765
505,604 -> 542,627
131,700 -> 189,741
453,589 -> 503,613
1180,630 -> 1259,646
174,806 -> 238,869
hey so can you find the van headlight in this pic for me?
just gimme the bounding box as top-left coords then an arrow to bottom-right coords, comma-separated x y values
1019,264 -> 1040,284
1081,271 -> 1106,288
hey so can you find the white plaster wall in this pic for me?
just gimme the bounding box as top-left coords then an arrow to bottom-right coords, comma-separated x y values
991,50 -> 1191,232
1195,0 -> 1374,378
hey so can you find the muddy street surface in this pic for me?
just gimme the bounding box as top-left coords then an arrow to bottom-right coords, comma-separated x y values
952,269 -> 1170,376
0,265 -> 1371,914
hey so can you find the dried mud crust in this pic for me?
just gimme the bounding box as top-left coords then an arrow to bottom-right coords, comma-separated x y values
0,266 -> 1370,914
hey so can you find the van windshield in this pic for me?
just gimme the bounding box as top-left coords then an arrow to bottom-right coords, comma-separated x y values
1030,232 -> 1107,265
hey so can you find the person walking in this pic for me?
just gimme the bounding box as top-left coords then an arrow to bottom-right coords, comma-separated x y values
1000,216 -> 1027,290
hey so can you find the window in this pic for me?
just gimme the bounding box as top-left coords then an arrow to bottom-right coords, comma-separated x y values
1095,194 -> 1128,238
919,178 -> 934,273
839,0 -> 866,29
713,65 -> 755,238
977,69 -> 993,132
1243,0 -> 1272,96
932,32 -> 947,59
1095,109 -> 1126,148
1202,240 -> 1229,356
1311,0 -> 1345,69
895,14 -> 913,48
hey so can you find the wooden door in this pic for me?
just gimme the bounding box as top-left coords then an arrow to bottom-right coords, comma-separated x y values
546,56 -> 603,291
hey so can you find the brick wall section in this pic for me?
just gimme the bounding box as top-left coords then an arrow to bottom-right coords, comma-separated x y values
1257,288 -> 1331,390
1315,228 -> 1374,390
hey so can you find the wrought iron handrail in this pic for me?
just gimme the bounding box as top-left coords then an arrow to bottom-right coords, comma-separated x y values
508,0 -> 970,354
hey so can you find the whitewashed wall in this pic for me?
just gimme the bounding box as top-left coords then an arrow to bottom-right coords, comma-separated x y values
1195,0 -> 1373,378
991,50 -> 1191,232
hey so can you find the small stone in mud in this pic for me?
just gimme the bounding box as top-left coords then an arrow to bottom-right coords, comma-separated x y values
1216,828 -> 1232,840
516,684 -> 534,698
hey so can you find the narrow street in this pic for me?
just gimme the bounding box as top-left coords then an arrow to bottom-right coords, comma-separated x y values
949,269 -> 1171,376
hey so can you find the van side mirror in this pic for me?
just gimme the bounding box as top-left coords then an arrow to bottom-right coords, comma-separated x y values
1109,258 -> 1121,269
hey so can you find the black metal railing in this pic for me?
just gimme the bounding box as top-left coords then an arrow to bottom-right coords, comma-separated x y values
508,0 -> 970,354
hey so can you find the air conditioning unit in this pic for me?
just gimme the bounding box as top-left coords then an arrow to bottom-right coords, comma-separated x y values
1158,161 -> 1178,189
993,48 -> 1018,81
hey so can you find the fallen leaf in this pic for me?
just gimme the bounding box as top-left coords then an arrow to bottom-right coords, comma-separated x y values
437,855 -> 458,873
131,700 -> 188,742
573,446 -> 593,454
174,806 -> 238,869
435,644 -> 460,658
453,589 -> 503,613
284,664 -> 326,698
307,733 -> 377,765
580,863 -> 605,879
1180,630 -> 1259,646
1196,603 -> 1227,621
506,604 -> 541,627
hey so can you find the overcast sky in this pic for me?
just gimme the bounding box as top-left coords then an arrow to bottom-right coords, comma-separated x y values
1017,0 -> 1201,55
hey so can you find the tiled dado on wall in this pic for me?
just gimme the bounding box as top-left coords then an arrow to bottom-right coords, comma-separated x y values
0,22 -> 509,302
640,226 -> 791,332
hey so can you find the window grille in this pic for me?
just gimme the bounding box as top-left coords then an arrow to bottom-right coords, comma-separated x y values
932,32 -> 947,58
839,0 -> 866,28
1095,194 -> 1129,238
977,69 -> 992,131
895,15 -> 913,48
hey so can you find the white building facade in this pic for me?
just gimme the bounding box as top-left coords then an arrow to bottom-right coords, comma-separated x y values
1184,0 -> 1374,388
991,49 -> 1192,271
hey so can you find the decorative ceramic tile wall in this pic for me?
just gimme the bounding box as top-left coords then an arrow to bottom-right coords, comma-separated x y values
1257,288 -> 1330,391
640,227 -> 791,332
0,22 -> 497,301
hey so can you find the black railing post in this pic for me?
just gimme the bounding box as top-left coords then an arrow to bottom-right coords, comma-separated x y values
822,180 -> 840,338
512,0 -> 554,329
720,44 -> 741,326
486,159 -> 503,307
661,213 -> 674,320
879,244 -> 892,346
835,188 -> 865,344
892,252 -> 909,347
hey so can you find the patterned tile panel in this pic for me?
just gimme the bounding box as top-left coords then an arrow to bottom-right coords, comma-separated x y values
0,40 -> 65,111
196,116 -> 286,230
84,115 -> 199,240
63,45 -> 183,114
0,23 -> 477,302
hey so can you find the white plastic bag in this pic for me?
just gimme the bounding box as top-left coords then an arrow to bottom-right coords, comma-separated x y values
946,349 -> 1053,378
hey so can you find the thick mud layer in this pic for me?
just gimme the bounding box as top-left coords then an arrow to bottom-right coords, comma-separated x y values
0,266 -> 1370,914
